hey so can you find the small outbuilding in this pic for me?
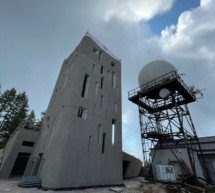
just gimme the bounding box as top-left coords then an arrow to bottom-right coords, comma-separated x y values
151,136 -> 215,184
198,136 -> 215,184
123,152 -> 142,179
0,121 -> 39,178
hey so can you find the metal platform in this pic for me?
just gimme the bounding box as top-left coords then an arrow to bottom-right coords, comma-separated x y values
128,71 -> 196,113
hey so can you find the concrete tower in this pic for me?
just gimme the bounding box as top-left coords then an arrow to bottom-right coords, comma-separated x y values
26,33 -> 122,189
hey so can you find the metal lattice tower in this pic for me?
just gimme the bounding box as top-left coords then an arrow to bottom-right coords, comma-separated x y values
128,64 -> 210,184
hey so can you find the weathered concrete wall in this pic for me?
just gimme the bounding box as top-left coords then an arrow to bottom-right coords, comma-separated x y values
204,155 -> 215,184
27,34 -> 122,189
0,127 -> 39,179
123,152 -> 142,179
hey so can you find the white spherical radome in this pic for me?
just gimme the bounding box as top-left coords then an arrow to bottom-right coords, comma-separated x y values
138,60 -> 177,87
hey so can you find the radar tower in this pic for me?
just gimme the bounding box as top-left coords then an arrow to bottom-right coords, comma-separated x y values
128,60 -> 210,184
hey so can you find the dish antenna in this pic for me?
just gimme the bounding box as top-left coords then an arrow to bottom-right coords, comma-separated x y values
159,88 -> 171,99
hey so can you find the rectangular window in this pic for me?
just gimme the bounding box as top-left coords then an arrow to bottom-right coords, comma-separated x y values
93,48 -> 102,60
102,133 -> 106,154
95,82 -> 99,96
99,51 -> 102,60
88,136 -> 92,152
112,72 -> 116,88
111,62 -> 115,67
93,47 -> 99,55
77,107 -> 88,119
101,65 -> 103,74
108,70 -> 111,80
112,120 -> 116,145
22,141 -> 35,147
100,77 -> 104,89
81,74 -> 90,98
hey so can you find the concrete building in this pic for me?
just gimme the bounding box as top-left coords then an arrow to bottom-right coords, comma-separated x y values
198,136 -> 215,184
123,152 -> 142,179
0,121 -> 39,178
151,146 -> 204,183
151,136 -> 215,184
26,33 -> 123,189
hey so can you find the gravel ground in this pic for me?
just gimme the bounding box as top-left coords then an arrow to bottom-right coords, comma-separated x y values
0,177 -> 167,193
0,178 -> 143,193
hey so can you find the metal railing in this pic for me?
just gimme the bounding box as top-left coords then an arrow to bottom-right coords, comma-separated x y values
128,70 -> 195,99
85,32 -> 121,61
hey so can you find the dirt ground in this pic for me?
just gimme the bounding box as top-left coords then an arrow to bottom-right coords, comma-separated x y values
0,177 -> 168,193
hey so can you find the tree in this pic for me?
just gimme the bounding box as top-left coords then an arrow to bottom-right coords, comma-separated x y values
25,110 -> 43,131
0,88 -> 29,147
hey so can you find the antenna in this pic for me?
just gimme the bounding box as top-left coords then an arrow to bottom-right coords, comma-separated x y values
177,64 -> 181,71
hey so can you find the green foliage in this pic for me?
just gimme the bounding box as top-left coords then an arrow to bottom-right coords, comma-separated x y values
0,87 -> 29,147
0,86 -> 43,149
206,186 -> 215,193
25,110 -> 43,131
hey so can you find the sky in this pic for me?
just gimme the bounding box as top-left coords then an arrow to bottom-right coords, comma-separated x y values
0,0 -> 215,161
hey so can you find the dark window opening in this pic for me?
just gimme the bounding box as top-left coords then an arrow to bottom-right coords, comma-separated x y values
123,160 -> 130,179
100,95 -> 103,107
10,152 -> 31,177
24,123 -> 30,129
81,74 -> 89,98
78,107 -> 87,119
102,133 -> 106,154
22,141 -> 35,147
100,77 -> 104,89
93,48 -> 102,60
93,47 -> 99,55
101,65 -> 103,74
99,51 -> 102,60
111,62 -> 115,67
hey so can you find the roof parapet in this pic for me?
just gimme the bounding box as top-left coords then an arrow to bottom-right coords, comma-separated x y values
85,32 -> 121,62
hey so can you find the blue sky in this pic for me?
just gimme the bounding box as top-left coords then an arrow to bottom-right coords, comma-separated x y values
0,0 -> 215,161
148,0 -> 200,34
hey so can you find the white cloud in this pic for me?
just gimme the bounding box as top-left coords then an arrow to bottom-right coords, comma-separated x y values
142,0 -> 215,137
122,112 -> 129,124
157,0 -> 215,61
96,0 -> 175,23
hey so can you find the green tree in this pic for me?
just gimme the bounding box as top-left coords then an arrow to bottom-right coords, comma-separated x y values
0,88 -> 29,147
25,110 -> 43,131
